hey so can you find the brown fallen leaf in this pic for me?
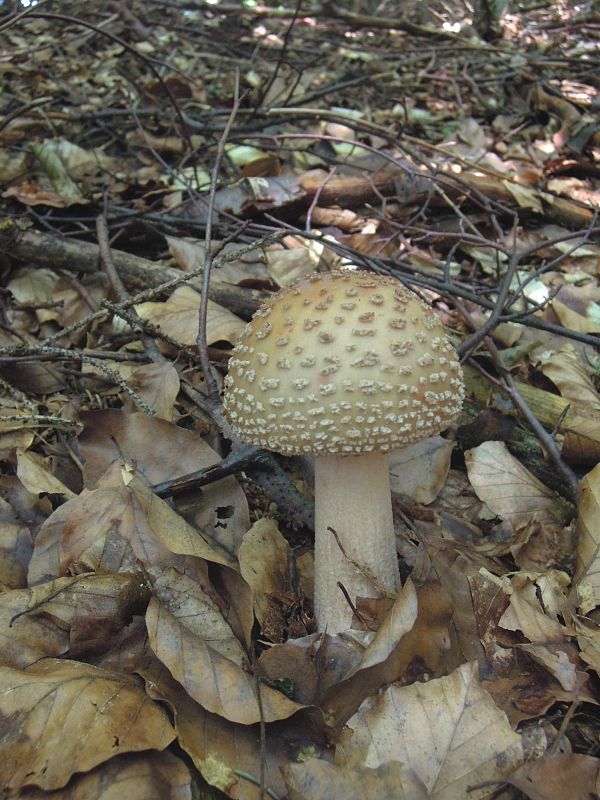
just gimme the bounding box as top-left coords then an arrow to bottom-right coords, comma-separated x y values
143,661 -> 304,800
0,659 -> 175,793
121,361 -> 181,421
135,285 -> 245,346
342,661 -> 524,800
465,441 -> 569,528
238,517 -> 292,641
0,494 -> 33,590
574,461 -> 600,612
499,574 -> 572,643
21,572 -> 149,660
575,615 -> 600,674
146,589 -> 306,725
17,751 -> 193,800
536,343 -> 600,410
320,579 -> 421,727
516,642 -> 579,691
78,409 -> 250,553
389,435 -> 454,504
16,449 -> 77,499
469,569 -> 518,677
283,759 -> 429,800
507,751 -> 600,800
27,467 -> 234,585
0,582 -> 70,668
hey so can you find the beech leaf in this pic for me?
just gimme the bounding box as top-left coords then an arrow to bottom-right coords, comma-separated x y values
0,659 -> 175,792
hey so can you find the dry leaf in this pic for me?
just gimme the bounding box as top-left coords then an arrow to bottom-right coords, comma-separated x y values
0,659 -> 175,792
284,759 -> 429,800
17,572 -> 149,659
122,362 -> 180,421
136,285 -> 245,345
499,574 -> 571,643
28,469 -> 234,585
78,410 -> 250,553
536,344 -> 600,409
0,582 -> 70,667
551,285 -> 600,334
16,450 -> 77,499
517,643 -> 577,691
17,751 -> 193,800
265,246 -> 317,287
0,494 -> 33,590
574,462 -> 600,611
343,661 -> 524,800
144,663 -> 297,800
238,518 -> 292,640
465,441 -> 568,528
389,436 -> 453,503
322,579 -> 449,727
507,751 -> 600,800
575,616 -> 600,674
146,592 -> 305,724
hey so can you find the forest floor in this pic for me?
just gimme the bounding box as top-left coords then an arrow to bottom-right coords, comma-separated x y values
1,1 -> 600,798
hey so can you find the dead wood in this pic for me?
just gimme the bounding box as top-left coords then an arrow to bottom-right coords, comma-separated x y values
0,219 -> 270,319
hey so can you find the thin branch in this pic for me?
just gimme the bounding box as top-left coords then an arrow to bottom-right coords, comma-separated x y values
197,71 -> 243,406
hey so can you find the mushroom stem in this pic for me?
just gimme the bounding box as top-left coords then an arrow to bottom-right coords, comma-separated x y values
313,452 -> 401,634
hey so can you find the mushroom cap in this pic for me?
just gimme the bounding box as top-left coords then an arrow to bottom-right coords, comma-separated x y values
223,270 -> 464,456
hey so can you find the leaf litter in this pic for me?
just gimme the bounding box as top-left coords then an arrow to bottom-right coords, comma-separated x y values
1,1 -> 600,798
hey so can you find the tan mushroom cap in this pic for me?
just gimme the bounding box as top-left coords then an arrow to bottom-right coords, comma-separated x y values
223,270 -> 464,455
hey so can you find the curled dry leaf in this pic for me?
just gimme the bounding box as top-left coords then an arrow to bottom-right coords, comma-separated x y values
24,572 -> 149,659
143,664 -> 296,800
146,589 -> 305,725
28,469 -> 234,585
551,285 -> 600,335
265,245 -> 317,287
16,751 -> 193,800
16,449 -> 77,499
465,441 -> 569,528
389,435 -> 454,504
324,581 -> 454,727
575,616 -> 600,674
78,410 -> 250,553
283,760 -> 429,800
469,569 -> 517,676
517,643 -> 578,691
238,517 -> 292,640
0,582 -> 70,668
121,361 -> 181,421
507,751 -> 600,800
0,659 -> 175,793
499,574 -> 572,643
0,494 -> 33,590
135,285 -> 246,346
320,579 -> 419,726
536,343 -> 600,410
575,462 -> 600,612
166,235 -> 270,285
343,661 -> 524,800
6,266 -> 58,308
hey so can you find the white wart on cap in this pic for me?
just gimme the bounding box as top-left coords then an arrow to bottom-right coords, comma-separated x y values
223,269 -> 464,454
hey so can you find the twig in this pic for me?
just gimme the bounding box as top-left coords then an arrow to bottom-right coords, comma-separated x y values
197,71 -> 243,406
233,771 -> 280,800
305,168 -> 337,233
96,212 -> 128,304
97,210 -> 166,363
460,327 -> 580,502
152,445 -> 271,496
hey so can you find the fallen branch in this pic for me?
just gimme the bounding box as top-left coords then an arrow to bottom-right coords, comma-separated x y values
0,217 -> 271,319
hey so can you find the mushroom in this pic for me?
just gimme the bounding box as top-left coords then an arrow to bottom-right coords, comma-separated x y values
223,270 -> 464,634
